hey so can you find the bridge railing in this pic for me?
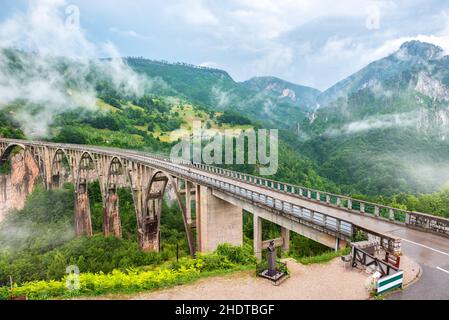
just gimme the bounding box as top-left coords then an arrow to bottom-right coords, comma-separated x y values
142,157 -> 356,240
129,152 -> 405,253
187,163 -> 449,239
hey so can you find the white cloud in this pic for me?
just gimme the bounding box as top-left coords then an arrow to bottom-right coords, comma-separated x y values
164,0 -> 219,26
0,0 -> 149,138
325,112 -> 420,136
2,0 -> 449,92
109,27 -> 151,40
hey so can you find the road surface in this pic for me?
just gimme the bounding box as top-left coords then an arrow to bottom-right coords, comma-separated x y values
387,227 -> 449,299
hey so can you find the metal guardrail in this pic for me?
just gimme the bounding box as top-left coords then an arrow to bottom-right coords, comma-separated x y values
189,163 -> 449,238
351,246 -> 399,277
1,138 -> 448,239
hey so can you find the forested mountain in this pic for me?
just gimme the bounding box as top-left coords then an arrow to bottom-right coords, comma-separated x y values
126,58 -> 316,129
0,48 -> 337,193
2,41 -> 449,197
242,76 -> 320,112
299,41 -> 449,195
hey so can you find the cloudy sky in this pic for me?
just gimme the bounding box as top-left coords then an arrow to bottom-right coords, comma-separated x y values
1,0 -> 449,90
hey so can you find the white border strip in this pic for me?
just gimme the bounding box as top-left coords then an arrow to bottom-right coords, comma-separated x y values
437,267 -> 449,275
378,278 -> 403,293
377,271 -> 403,294
402,239 -> 449,257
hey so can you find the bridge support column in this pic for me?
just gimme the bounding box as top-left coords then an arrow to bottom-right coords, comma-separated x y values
334,237 -> 347,251
196,185 -> 242,253
281,227 -> 290,252
75,180 -> 92,237
185,181 -> 193,227
139,198 -> 162,252
254,215 -> 263,261
103,189 -> 122,238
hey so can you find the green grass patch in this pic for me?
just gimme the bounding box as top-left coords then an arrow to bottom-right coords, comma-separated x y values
294,247 -> 350,265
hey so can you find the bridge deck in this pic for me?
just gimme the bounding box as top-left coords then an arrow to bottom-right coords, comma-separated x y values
103,147 -> 402,241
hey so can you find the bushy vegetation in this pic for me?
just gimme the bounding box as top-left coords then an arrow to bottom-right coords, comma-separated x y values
1,244 -> 254,300
216,111 -> 251,126
0,185 -> 75,254
0,183 -> 188,287
352,183 -> 449,218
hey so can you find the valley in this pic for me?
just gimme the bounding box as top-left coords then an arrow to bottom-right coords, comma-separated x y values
1,39 -> 449,300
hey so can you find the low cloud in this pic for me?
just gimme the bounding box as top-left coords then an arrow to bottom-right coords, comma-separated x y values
325,111 -> 420,136
0,0 -> 150,138
211,86 -> 234,109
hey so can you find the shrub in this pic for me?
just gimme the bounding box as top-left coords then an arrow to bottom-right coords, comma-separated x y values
215,243 -> 256,265
3,244 -> 253,300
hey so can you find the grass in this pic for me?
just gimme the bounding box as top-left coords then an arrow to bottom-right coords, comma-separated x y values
96,99 -> 121,113
293,247 -> 350,265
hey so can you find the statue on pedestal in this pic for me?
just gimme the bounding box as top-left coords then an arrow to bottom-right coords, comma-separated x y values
267,240 -> 276,277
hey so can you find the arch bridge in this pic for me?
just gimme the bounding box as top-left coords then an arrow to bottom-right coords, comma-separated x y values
1,138 -> 449,259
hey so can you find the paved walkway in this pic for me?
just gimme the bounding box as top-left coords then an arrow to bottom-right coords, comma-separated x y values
387,228 -> 449,300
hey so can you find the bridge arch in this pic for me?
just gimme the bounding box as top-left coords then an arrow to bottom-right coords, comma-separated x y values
0,143 -> 26,166
74,151 -> 102,237
0,143 -> 44,184
102,156 -> 133,238
50,148 -> 72,189
141,170 -> 195,257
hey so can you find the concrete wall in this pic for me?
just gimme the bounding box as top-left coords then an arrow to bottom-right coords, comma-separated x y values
196,185 -> 243,252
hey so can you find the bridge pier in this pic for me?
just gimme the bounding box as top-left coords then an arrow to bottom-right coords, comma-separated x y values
281,227 -> 290,252
196,185 -> 243,252
253,214 -> 291,261
75,180 -> 92,237
139,197 -> 162,252
254,215 -> 263,261
185,180 -> 194,227
103,187 -> 122,238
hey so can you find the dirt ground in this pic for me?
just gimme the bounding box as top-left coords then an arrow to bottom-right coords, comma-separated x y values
79,255 -> 420,300
132,258 -> 372,300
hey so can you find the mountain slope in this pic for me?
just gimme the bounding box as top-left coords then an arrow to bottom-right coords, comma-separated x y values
242,76 -> 320,111
300,41 -> 449,195
126,58 -> 319,129
317,41 -> 447,106
0,48 -> 339,194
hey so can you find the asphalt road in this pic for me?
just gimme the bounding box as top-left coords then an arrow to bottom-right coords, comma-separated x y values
387,228 -> 449,299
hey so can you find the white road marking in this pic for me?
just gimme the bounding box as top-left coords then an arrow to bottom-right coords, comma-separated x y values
437,267 -> 449,275
402,238 -> 449,257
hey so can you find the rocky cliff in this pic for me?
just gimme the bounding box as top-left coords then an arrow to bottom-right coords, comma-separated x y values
0,150 -> 40,222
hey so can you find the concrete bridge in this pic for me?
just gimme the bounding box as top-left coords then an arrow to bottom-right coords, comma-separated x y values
1,138 -> 448,260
